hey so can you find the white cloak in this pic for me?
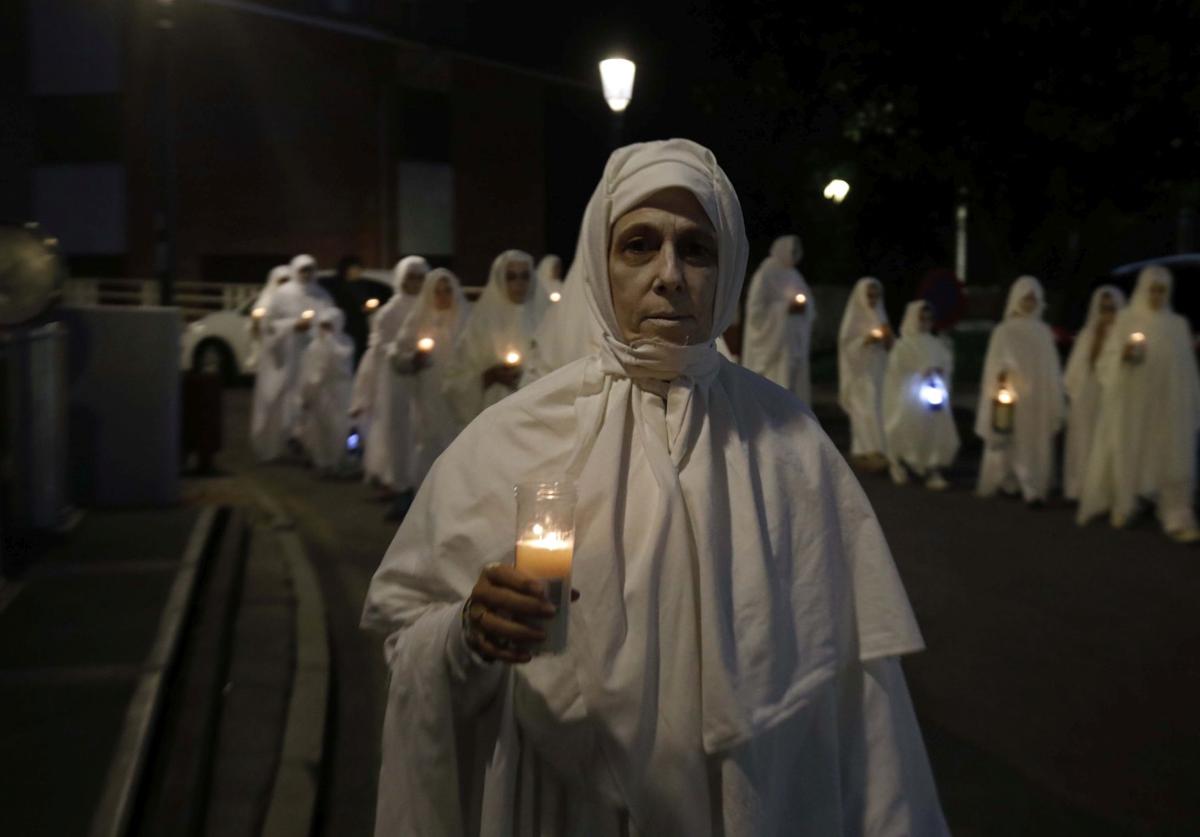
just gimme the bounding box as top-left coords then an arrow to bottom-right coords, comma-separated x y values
974,276 -> 1064,502
300,308 -> 354,471
1062,286 -> 1125,500
883,301 -> 959,473
352,256 -> 428,490
363,139 -> 947,837
838,278 -> 890,456
1077,266 -> 1200,531
741,235 -> 817,403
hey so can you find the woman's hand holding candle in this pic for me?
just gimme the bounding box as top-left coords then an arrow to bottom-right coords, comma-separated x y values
789,293 -> 808,314
483,361 -> 522,390
465,564 -> 572,664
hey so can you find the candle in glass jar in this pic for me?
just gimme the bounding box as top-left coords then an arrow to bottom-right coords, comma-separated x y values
504,350 -> 522,367
549,291 -> 563,303
1125,331 -> 1147,364
416,337 -> 435,353
870,326 -> 885,340
251,307 -> 266,320
301,309 -> 315,321
515,529 -> 574,579
794,293 -> 807,305
365,297 -> 380,311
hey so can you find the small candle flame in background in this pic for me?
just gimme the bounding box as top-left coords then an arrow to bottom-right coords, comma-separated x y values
417,337 -> 435,352
365,298 -> 380,311
795,293 -> 807,304
870,327 -> 884,339
301,309 -> 315,320
1130,332 -> 1146,344
549,291 -> 563,303
505,350 -> 522,366
996,386 -> 1015,405
251,307 -> 266,319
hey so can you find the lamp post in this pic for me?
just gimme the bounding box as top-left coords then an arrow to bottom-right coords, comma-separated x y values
599,57 -> 635,147
955,187 -> 968,282
823,178 -> 850,204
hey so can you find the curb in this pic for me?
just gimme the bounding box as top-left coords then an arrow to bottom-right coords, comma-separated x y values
254,486 -> 331,837
89,505 -> 221,837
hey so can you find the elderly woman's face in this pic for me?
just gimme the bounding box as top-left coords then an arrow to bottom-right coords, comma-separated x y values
505,261 -> 532,304
865,283 -> 881,306
1148,282 -> 1168,310
402,267 -> 427,296
1097,291 -> 1118,322
918,305 -> 933,332
1019,292 -> 1038,315
608,187 -> 718,345
432,277 -> 454,311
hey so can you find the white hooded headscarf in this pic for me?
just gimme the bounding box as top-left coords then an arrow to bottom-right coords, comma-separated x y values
1078,266 -> 1200,530
741,234 -> 817,400
1062,285 -> 1125,500
883,301 -> 959,471
362,139 -> 941,837
443,249 -> 539,423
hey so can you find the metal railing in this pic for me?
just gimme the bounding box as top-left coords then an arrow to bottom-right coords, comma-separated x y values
64,279 -> 260,321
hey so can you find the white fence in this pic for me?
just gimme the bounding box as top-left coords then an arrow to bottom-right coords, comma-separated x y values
64,278 -> 260,322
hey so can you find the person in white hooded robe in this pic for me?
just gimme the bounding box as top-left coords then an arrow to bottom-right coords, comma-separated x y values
443,250 -> 540,424
741,234 -> 817,402
838,277 -> 894,471
388,267 -> 469,487
537,254 -> 565,303
300,307 -> 355,474
254,254 -> 335,461
1062,285 -> 1125,501
361,138 -> 947,837
350,256 -> 429,495
974,275 -> 1064,505
1077,266 -> 1200,541
883,301 -> 959,490
248,265 -> 291,457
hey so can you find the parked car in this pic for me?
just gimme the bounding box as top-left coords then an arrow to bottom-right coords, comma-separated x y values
181,270 -> 394,382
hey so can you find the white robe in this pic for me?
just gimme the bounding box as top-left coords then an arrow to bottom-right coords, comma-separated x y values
391,268 -> 469,487
249,265 -> 291,457
883,302 -> 959,473
444,250 -> 540,424
1062,286 -> 1125,500
974,276 -> 1064,502
1077,266 -> 1200,531
352,256 -> 427,490
253,256 -> 335,461
741,235 -> 817,403
300,310 -> 355,472
525,233 -> 605,385
838,278 -> 890,456
363,139 -> 947,837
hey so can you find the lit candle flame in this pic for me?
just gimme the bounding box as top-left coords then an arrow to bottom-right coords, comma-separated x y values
504,350 -> 522,366
549,291 -> 563,303
870,327 -> 884,339
416,337 -> 435,352
251,307 -> 266,319
1129,332 -> 1146,344
996,386 -> 1015,405
795,293 -> 807,305
365,298 -> 380,311
301,309 -> 315,320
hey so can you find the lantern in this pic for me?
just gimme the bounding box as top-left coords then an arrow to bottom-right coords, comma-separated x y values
992,383 -> 1016,434
919,374 -> 948,411
1125,331 -> 1146,365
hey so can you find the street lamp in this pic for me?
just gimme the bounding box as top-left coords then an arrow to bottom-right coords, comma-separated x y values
599,58 -> 636,112
599,57 -> 635,148
823,178 -> 850,204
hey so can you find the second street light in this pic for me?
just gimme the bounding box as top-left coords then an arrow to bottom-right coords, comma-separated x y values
599,57 -> 636,147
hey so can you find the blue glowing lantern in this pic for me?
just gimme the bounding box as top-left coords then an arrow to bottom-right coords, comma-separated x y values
919,375 -> 948,411
346,428 -> 362,453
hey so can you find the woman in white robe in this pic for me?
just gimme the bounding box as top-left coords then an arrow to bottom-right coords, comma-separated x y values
1077,266 -> 1200,541
248,265 -> 291,457
537,254 -> 565,303
838,277 -> 893,470
1062,285 -> 1125,501
974,275 -> 1064,504
742,234 -> 817,402
253,255 -> 335,461
300,307 -> 355,474
443,250 -> 539,424
389,267 -> 469,487
350,255 -> 429,494
883,300 -> 959,489
362,138 -> 947,837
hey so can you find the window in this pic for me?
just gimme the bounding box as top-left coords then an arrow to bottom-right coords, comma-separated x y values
397,161 -> 453,256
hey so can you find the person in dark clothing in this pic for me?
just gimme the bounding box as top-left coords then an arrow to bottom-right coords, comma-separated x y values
325,255 -> 376,369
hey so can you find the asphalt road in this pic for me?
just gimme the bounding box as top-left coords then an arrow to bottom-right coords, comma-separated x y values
214,386 -> 1199,836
